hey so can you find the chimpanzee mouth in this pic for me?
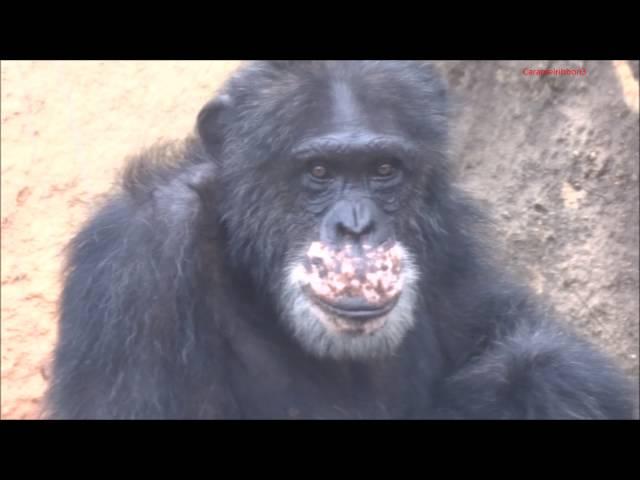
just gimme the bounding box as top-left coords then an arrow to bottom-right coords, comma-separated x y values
303,286 -> 400,333
313,293 -> 399,320
295,240 -> 407,333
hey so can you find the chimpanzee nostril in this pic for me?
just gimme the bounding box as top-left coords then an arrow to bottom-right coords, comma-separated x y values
336,200 -> 375,238
337,219 -> 374,238
320,198 -> 392,248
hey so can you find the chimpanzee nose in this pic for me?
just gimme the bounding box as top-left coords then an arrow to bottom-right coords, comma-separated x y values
321,198 -> 389,247
337,199 -> 374,237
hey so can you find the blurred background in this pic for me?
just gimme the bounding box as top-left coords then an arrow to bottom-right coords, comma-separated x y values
1,60 -> 638,419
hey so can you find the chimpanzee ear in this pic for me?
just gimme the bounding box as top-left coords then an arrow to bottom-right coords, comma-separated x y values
197,93 -> 232,157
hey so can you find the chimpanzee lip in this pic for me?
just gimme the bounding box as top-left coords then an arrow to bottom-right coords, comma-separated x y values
303,285 -> 400,329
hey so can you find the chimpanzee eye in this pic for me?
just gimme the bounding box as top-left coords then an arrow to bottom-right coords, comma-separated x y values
376,163 -> 395,177
311,165 -> 328,179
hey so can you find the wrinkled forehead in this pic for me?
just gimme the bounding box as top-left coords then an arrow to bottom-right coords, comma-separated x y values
225,63 -> 439,169
336,75 -> 416,132
288,77 -> 412,152
328,80 -> 401,132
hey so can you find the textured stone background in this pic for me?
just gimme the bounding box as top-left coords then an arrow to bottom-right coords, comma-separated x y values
1,60 -> 638,419
436,61 -> 639,414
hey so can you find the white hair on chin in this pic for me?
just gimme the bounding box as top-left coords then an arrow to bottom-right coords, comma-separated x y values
279,243 -> 420,360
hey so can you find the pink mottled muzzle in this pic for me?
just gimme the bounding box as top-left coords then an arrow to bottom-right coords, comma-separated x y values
300,241 -> 404,328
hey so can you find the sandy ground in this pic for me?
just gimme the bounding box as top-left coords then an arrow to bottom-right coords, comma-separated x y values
1,61 -> 241,418
1,60 -> 638,419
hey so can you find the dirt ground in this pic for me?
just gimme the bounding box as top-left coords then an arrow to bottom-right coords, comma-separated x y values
1,61 -> 638,419
1,61 -> 241,418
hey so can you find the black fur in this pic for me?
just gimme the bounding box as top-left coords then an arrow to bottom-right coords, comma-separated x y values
46,61 -> 635,419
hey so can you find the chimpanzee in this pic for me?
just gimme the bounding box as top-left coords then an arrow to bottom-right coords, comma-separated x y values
46,61 -> 635,419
